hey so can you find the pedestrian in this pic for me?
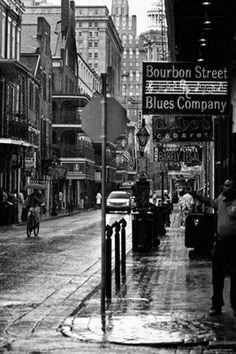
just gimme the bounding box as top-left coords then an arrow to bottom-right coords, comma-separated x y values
180,188 -> 195,228
80,192 -> 84,209
84,192 -> 88,209
17,189 -> 25,223
178,190 -> 185,227
96,191 -> 102,209
9,190 -> 18,223
192,179 -> 236,316
58,191 -> 63,210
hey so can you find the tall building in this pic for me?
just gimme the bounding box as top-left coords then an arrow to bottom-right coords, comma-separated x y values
111,0 -> 171,188
74,5 -> 123,97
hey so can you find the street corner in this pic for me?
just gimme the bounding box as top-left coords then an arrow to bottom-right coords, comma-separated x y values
61,312 -> 220,347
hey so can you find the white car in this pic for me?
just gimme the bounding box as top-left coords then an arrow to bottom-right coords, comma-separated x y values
106,191 -> 133,214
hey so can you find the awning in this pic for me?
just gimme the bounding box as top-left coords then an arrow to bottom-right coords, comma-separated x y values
0,138 -> 38,148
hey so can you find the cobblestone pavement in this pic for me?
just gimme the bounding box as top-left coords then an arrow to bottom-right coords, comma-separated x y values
1,207 -> 236,353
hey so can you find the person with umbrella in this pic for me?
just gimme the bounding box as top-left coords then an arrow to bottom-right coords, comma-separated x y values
25,185 -> 46,224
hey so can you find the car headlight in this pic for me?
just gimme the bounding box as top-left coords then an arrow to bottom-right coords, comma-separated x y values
107,201 -> 111,206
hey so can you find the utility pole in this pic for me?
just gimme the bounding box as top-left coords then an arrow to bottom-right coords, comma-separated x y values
100,73 -> 107,329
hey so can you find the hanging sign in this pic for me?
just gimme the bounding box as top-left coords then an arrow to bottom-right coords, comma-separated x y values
154,145 -> 202,166
153,115 -> 213,142
142,62 -> 229,116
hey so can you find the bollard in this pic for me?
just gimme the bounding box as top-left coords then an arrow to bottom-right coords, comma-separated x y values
114,221 -> 121,292
120,218 -> 127,282
105,225 -> 113,301
105,217 -> 127,303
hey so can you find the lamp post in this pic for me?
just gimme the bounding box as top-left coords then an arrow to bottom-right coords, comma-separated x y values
136,119 -> 150,157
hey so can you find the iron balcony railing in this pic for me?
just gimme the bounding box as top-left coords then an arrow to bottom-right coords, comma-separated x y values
0,120 -> 29,141
52,112 -> 81,125
54,143 -> 94,160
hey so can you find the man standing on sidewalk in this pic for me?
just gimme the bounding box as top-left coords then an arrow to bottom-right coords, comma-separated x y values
192,179 -> 236,317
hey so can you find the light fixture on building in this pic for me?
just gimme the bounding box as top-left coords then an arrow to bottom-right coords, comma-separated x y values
199,37 -> 207,47
136,119 -> 150,157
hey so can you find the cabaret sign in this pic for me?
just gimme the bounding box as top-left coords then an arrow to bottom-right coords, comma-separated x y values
142,62 -> 229,115
153,116 -> 213,142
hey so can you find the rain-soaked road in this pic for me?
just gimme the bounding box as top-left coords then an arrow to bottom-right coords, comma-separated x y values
1,208 -> 236,353
0,210 -> 131,304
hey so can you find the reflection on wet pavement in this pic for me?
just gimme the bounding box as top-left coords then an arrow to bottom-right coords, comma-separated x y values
63,211 -> 236,346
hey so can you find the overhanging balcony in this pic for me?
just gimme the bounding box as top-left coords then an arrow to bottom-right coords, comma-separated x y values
53,143 -> 94,161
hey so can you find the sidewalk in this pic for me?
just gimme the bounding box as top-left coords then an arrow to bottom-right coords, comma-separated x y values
61,209 -> 236,352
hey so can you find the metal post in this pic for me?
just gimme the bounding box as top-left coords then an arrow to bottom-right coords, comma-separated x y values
105,225 -> 112,301
161,170 -> 164,202
101,73 -> 107,326
121,218 -> 127,283
114,221 -> 120,292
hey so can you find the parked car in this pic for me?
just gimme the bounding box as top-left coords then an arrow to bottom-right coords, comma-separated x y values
106,190 -> 134,214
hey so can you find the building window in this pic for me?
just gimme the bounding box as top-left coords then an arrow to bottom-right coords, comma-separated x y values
89,32 -> 93,37
78,21 -> 82,27
78,31 -> 82,37
43,71 -> 47,100
49,75 -> 52,103
94,52 -> 98,59
88,41 -> 92,48
11,21 -> 16,59
29,81 -> 34,110
88,52 -> 92,58
94,41 -> 98,48
129,18 -> 132,30
94,21 -> 98,27
1,11 -> 6,58
16,28 -> 20,60
78,40 -> 83,48
95,32 -> 99,37
7,18 -> 12,58
89,21 -> 92,27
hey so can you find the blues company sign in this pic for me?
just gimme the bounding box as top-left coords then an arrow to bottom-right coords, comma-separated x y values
142,62 -> 229,115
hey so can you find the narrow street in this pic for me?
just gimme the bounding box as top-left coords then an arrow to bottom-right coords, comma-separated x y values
0,210 -> 132,352
1,208 -> 236,353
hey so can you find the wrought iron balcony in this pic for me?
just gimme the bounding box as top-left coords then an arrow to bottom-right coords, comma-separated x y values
54,143 -> 94,160
0,120 -> 29,141
52,112 -> 81,125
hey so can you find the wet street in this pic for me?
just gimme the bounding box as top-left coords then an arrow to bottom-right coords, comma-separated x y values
62,209 -> 236,350
1,207 -> 236,353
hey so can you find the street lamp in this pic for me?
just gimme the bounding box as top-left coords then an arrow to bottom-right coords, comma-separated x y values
136,119 -> 150,156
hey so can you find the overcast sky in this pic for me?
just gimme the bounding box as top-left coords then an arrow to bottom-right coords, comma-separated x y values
50,0 -> 153,34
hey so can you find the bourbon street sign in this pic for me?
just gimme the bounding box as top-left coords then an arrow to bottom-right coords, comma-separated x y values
142,62 -> 229,116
